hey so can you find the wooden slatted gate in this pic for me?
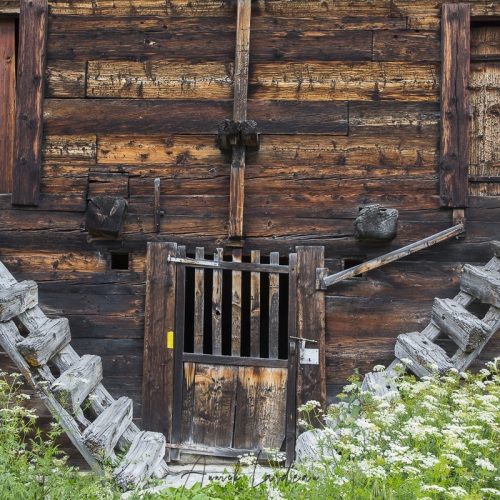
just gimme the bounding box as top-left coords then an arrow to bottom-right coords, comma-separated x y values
142,243 -> 326,463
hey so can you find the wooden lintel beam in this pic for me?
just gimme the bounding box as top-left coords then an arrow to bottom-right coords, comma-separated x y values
228,0 -> 251,243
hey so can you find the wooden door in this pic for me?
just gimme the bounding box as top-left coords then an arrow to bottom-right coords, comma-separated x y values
142,243 -> 326,462
169,246 -> 296,460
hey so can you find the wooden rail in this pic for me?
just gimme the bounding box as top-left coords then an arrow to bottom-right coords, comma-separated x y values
320,224 -> 465,289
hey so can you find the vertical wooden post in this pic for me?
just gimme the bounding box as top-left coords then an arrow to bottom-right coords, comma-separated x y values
231,249 -> 242,356
212,248 -> 223,355
12,0 -> 48,205
269,252 -> 280,359
228,0 -> 251,242
440,3 -> 470,208
250,250 -> 261,357
285,252 -> 298,465
296,246 -> 326,422
193,247 -> 205,354
171,246 -> 186,461
0,19 -> 16,194
142,242 -> 177,460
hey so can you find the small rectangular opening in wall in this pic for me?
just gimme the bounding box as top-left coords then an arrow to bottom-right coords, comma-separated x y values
342,257 -> 365,278
110,252 -> 129,270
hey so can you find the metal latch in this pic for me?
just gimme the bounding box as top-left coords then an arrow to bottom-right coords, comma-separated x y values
290,336 -> 319,365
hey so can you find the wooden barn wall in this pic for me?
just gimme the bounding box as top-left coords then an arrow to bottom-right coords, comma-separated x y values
1,0 -> 500,445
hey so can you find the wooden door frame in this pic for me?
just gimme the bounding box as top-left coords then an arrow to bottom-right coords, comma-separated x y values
142,243 -> 325,463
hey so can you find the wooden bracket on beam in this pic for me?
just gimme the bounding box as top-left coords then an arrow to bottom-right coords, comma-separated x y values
218,119 -> 259,151
85,196 -> 128,239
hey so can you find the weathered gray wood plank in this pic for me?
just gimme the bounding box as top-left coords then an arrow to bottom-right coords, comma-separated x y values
461,265 -> 500,307
51,354 -> 103,414
113,430 -> 166,490
431,298 -> 490,352
0,280 -> 38,321
395,332 -> 453,377
16,317 -> 70,366
83,396 -> 133,460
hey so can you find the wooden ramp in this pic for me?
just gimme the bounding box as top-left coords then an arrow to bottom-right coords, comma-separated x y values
0,261 -> 170,491
362,240 -> 500,397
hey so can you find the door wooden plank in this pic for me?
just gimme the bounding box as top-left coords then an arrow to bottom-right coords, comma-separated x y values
193,247 -> 205,354
440,3 -> 470,208
250,250 -> 261,358
212,248 -> 223,355
0,19 -> 16,194
269,252 -> 280,359
171,246 -> 186,460
286,252 -> 298,465
142,242 -> 177,457
233,366 -> 287,451
296,246 -> 326,423
12,0 -> 48,205
192,364 -> 237,448
180,362 -> 196,445
231,249 -> 242,356
228,0 -> 251,242
469,63 -> 500,196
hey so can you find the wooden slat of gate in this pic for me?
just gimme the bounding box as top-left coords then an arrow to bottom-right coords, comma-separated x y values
232,249 -> 242,356
233,366 -> 287,451
250,250 -> 261,358
193,247 -> 205,354
212,248 -> 223,355
269,252 -> 280,359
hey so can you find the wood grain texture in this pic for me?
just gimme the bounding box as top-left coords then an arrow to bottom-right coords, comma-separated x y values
12,0 -> 48,205
373,31 -> 440,62
268,252 -> 280,359
44,99 -> 348,135
142,242 -> 177,445
296,246 -> 325,419
212,248 -> 223,355
250,250 -> 261,358
231,249 -> 242,357
471,25 -> 500,61
233,366 -> 287,451
440,3 -> 470,208
250,62 -> 439,101
0,20 -> 16,193
469,63 -> 500,196
45,61 -> 86,98
191,364 -> 237,447
193,248 -> 205,354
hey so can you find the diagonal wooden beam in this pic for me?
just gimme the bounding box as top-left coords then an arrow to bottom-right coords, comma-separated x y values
228,0 -> 251,244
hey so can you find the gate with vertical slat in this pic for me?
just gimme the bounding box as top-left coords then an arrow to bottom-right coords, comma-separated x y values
169,245 -> 297,460
142,242 -> 326,463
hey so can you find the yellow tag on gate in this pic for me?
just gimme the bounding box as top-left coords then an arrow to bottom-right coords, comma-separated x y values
167,331 -> 174,349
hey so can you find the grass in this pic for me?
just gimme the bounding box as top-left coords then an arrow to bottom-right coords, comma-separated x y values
1,359 -> 500,499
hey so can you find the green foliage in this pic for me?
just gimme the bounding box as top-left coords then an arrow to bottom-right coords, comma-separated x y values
0,370 -> 120,500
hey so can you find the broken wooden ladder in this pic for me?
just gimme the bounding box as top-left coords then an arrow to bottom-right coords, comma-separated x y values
0,261 -> 170,491
362,240 -> 500,396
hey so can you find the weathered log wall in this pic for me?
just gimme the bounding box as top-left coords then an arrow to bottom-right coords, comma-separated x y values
1,0 -> 500,441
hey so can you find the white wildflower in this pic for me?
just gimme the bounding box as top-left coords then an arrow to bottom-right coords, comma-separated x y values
480,488 -> 500,496
475,457 -> 495,471
447,486 -> 468,497
421,485 -> 447,493
373,365 -> 385,372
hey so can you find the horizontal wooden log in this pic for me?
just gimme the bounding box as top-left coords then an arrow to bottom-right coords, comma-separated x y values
431,298 -> 490,352
395,332 -> 454,377
113,430 -> 165,490
43,135 -> 96,163
373,31 -> 440,62
250,62 -> 439,101
349,102 -> 440,137
95,133 -> 437,168
51,354 -> 103,414
460,265 -> 500,307
16,317 -> 71,366
0,0 -> 20,14
45,60 -> 86,98
0,281 -> 38,320
47,27 -> 372,62
44,99 -> 348,135
83,396 -> 133,460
